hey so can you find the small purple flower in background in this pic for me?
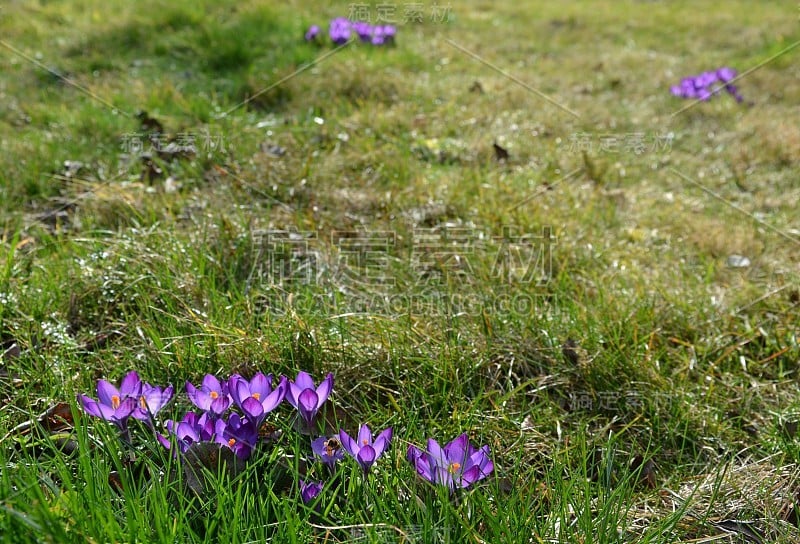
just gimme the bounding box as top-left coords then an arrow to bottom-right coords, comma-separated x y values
186,374 -> 230,416
287,371 -> 333,429
329,17 -> 352,45
78,371 -> 142,430
339,424 -> 392,474
317,17 -> 396,46
132,383 -> 174,421
352,21 -> 372,42
304,24 -> 321,42
670,67 -> 743,103
215,413 -> 259,460
716,66 -> 736,83
311,435 -> 345,469
371,25 -> 397,46
407,433 -> 494,491
299,479 -> 323,503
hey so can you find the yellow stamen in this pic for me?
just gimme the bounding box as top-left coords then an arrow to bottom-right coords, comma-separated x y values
448,462 -> 461,474
252,393 -> 261,401
210,391 -> 219,399
228,438 -> 236,447
111,395 -> 121,409
139,396 -> 148,409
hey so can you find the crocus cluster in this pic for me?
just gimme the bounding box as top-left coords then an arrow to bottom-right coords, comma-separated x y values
79,371 -> 173,431
305,18 -> 396,46
407,433 -> 494,491
78,369 -> 495,503
670,67 -> 743,103
79,370 -> 330,461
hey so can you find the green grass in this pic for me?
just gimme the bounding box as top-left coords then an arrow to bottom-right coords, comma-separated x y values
1,1 -> 800,542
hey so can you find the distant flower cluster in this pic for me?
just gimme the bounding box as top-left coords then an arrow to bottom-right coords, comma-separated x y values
305,18 -> 396,46
670,67 -> 743,102
78,369 -> 493,504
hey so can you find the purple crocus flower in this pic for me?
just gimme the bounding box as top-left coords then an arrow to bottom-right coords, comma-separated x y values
370,25 -> 386,45
406,433 -> 494,491
78,371 -> 142,430
304,24 -> 321,42
186,374 -> 231,416
132,383 -> 174,421
329,17 -> 352,45
352,21 -> 373,42
339,424 -> 392,474
717,67 -> 737,83
157,411 -> 214,454
215,413 -> 259,460
373,25 -> 396,45
228,373 -> 287,428
311,435 -> 345,469
670,67 -> 744,103
299,480 -> 323,503
287,371 -> 334,429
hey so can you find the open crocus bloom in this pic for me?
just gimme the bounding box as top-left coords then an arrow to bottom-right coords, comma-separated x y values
228,373 -> 287,428
407,433 -> 494,491
287,371 -> 333,429
339,424 -> 392,474
132,383 -> 174,420
186,374 -> 231,416
78,371 -> 142,430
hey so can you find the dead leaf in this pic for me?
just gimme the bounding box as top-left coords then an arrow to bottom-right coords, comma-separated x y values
469,80 -> 484,94
493,141 -> 509,161
630,454 -> 657,489
136,111 -> 164,134
140,154 -> 164,183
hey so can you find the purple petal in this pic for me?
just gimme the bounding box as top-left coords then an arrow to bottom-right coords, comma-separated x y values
242,397 -> 264,420
260,387 -> 284,412
339,429 -> 357,457
79,395 -> 112,419
250,372 -> 270,398
287,383 -> 302,408
311,436 -> 327,457
209,394 -> 230,415
316,373 -> 334,405
300,480 -> 323,503
114,397 -> 137,419
185,380 -> 202,406
228,375 -> 245,405
407,444 -> 422,463
156,433 -> 172,451
373,427 -> 393,456
357,424 -> 372,447
202,374 -> 223,392
96,380 -> 119,407
460,465 -> 483,487
414,454 -> 435,482
434,465 -> 454,488
426,438 -> 446,464
298,389 -> 319,425
294,371 -> 315,391
357,445 -> 376,469
119,371 -> 142,396
444,433 -> 469,464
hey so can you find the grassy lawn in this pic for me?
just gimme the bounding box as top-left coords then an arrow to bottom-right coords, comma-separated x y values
1,0 -> 799,542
